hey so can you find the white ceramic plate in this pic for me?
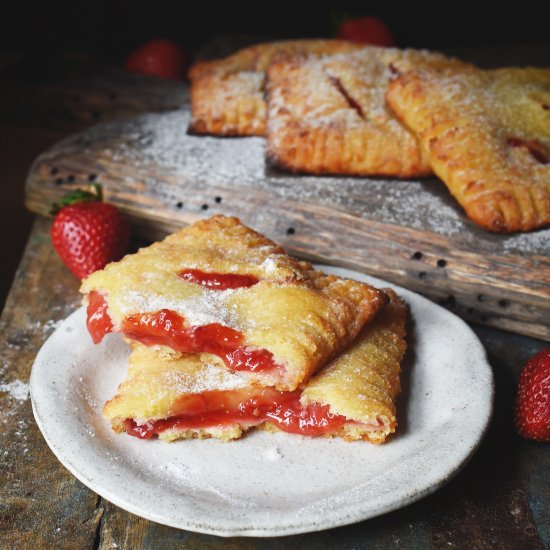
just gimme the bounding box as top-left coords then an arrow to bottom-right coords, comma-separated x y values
31,267 -> 493,537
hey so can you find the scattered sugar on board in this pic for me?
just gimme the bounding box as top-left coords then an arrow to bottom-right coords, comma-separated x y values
72,109 -> 549,254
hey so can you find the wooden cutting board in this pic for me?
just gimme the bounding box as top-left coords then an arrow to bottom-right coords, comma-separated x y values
25,107 -> 550,341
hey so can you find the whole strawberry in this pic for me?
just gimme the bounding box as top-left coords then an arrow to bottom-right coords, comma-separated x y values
125,39 -> 187,80
50,185 -> 130,279
515,348 -> 550,442
336,15 -> 395,46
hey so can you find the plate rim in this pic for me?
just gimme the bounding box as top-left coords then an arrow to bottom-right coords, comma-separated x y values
30,267 -> 494,537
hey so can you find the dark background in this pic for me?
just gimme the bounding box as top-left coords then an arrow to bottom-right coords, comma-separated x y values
2,4 -> 550,58
1,3 -> 549,308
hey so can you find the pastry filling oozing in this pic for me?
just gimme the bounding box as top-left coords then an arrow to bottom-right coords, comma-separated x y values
178,269 -> 259,290
86,268 -> 279,374
122,387 -> 355,439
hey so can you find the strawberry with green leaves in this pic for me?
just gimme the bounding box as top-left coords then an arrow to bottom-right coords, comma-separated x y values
50,185 -> 130,279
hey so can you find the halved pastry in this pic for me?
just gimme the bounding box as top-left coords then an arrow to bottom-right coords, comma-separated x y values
104,290 -> 407,443
81,216 -> 387,391
104,345 -> 266,441
188,39 -> 362,136
266,46 -> 469,177
386,66 -> 550,232
263,289 -> 407,443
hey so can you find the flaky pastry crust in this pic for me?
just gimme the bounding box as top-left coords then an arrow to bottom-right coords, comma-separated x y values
188,39 -> 362,136
81,216 -> 387,391
104,345 -> 254,441
299,289 -> 407,443
386,66 -> 550,232
266,47 -> 468,177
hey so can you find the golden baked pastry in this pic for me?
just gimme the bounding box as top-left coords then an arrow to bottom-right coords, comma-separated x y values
263,289 -> 407,442
81,216 -> 387,391
297,289 -> 406,442
104,345 -> 266,441
386,66 -> 550,232
266,47 -> 468,177
104,290 -> 406,443
188,39 -> 362,136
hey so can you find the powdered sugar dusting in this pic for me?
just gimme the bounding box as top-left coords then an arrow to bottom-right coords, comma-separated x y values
162,362 -> 248,394
0,380 -> 30,401
260,256 -> 279,274
119,287 -> 241,329
261,445 -> 284,461
66,109 -> 549,254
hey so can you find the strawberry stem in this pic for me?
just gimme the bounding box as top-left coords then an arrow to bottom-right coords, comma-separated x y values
50,184 -> 103,215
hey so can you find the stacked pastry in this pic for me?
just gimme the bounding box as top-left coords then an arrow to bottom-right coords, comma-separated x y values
81,216 -> 407,443
189,41 -> 550,233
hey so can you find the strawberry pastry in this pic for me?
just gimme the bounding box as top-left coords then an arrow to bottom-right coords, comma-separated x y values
80,216 -> 386,391
81,216 -> 407,443
103,291 -> 407,443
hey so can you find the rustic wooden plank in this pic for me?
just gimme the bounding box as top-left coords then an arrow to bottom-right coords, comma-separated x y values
24,110 -> 550,340
0,218 -> 101,550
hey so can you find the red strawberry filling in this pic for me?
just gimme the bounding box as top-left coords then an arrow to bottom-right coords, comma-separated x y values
123,388 -> 352,439
86,291 -> 279,374
86,291 -> 113,343
178,269 -> 259,290
121,311 -> 278,373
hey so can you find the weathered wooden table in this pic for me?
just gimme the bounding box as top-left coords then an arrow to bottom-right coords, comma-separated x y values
1,47 -> 550,549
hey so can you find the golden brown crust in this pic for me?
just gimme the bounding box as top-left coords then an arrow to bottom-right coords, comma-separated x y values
266,47 -> 468,177
81,215 -> 387,391
188,39 -> 362,136
299,289 -> 407,443
104,345 -> 247,422
386,66 -> 550,233
104,345 -> 257,441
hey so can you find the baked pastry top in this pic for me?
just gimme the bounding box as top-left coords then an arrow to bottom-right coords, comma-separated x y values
188,39 -> 362,136
104,344 -> 270,441
81,216 -> 387,391
104,289 -> 406,443
266,46 -> 468,178
298,289 -> 407,443
386,66 -> 550,232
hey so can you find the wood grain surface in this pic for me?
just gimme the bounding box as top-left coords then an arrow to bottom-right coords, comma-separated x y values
25,109 -> 550,341
1,218 -> 548,549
